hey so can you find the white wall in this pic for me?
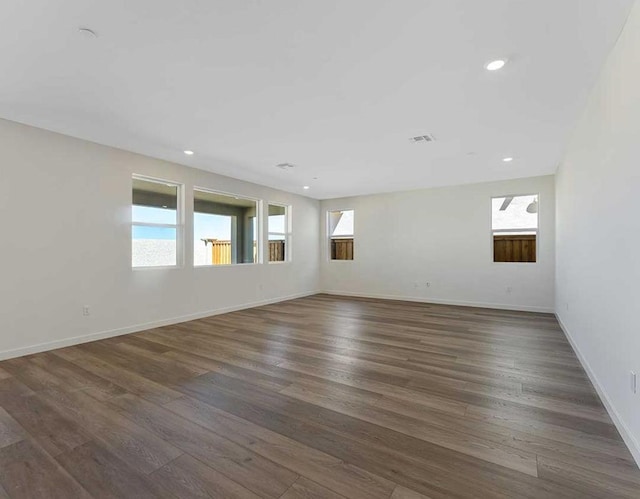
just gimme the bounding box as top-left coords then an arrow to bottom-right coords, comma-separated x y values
320,175 -> 555,312
0,118 -> 320,359
555,0 -> 640,464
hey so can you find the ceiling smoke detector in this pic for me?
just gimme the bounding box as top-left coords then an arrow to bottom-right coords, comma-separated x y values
409,134 -> 435,143
275,162 -> 295,170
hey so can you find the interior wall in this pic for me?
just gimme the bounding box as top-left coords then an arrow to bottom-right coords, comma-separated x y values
555,0 -> 640,464
0,118 -> 320,359
320,175 -> 555,312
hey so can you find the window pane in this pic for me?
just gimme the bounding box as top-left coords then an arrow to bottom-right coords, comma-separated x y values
194,189 -> 258,265
492,195 -> 538,231
329,210 -> 354,260
268,204 -> 288,262
132,179 -> 178,224
132,205 -> 177,225
492,195 -> 538,263
132,226 -> 177,267
194,213 -> 232,266
330,210 -> 354,237
268,215 -> 285,238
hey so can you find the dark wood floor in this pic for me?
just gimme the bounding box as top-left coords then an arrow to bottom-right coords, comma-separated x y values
0,295 -> 639,498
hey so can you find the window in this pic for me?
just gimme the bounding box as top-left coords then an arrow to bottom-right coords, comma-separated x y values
492,194 -> 538,263
132,176 -> 182,268
268,204 -> 291,262
328,209 -> 354,260
194,189 -> 260,266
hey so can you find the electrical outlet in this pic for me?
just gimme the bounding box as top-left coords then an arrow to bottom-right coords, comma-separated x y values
631,372 -> 637,394
82,305 -> 90,316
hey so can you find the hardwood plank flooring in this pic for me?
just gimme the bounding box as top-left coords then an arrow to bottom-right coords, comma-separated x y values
0,294 -> 638,498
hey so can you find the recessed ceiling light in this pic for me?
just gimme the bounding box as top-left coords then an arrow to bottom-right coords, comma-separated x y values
303,186 -> 310,190
503,157 -> 514,162
184,150 -> 194,155
486,59 -> 506,71
78,27 -> 97,39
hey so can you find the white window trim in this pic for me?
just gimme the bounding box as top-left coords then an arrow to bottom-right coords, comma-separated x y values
132,174 -> 184,270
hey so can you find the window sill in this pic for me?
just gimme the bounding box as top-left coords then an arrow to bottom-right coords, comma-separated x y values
194,262 -> 262,268
492,261 -> 538,265
132,265 -> 182,271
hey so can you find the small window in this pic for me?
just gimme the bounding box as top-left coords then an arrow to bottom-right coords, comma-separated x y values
492,195 -> 538,263
268,204 -> 291,262
329,209 -> 354,260
194,189 -> 259,266
132,176 -> 182,268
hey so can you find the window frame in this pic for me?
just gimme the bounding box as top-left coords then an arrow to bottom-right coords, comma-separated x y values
327,208 -> 355,262
491,193 -> 539,265
267,203 -> 292,264
193,186 -> 263,268
131,174 -> 184,270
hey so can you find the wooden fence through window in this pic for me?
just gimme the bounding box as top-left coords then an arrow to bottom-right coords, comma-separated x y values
204,239 -> 285,264
493,234 -> 536,263
269,240 -> 285,262
331,238 -> 354,260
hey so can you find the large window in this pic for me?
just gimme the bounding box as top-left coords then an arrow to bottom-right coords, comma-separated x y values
194,189 -> 260,266
268,204 -> 291,262
132,176 -> 182,268
328,209 -> 354,260
492,194 -> 538,263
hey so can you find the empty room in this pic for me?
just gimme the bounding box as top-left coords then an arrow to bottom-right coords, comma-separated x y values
1,1 -> 639,498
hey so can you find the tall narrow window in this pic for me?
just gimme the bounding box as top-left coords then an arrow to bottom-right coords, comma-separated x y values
492,195 -> 538,263
268,204 -> 290,262
194,189 -> 259,266
132,176 -> 181,268
329,209 -> 354,260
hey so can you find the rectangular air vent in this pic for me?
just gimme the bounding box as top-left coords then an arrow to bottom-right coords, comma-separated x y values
409,134 -> 435,143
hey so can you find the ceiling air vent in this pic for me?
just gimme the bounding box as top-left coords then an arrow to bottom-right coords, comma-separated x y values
275,162 -> 295,170
409,134 -> 435,143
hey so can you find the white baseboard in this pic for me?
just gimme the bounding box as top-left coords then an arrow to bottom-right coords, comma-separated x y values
556,314 -> 640,468
321,290 -> 555,314
0,290 -> 320,362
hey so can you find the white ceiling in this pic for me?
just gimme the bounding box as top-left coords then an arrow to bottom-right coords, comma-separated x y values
0,0 -> 634,199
